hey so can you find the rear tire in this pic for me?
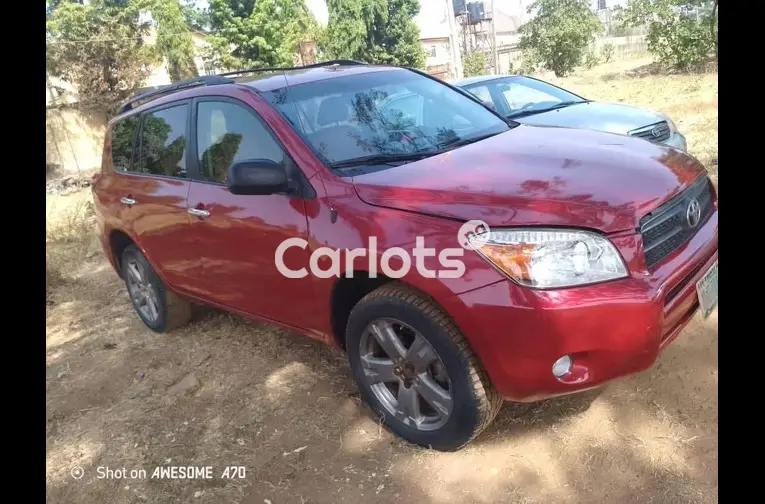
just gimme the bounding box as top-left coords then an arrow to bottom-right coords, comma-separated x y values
346,283 -> 502,451
120,245 -> 191,333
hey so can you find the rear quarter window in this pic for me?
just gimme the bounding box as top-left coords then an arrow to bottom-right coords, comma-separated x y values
110,116 -> 138,172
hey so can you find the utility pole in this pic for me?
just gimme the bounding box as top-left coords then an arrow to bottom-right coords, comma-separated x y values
446,0 -> 463,79
490,0 -> 498,74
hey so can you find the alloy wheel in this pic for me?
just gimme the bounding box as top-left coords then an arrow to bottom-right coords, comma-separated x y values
359,318 -> 453,431
125,259 -> 160,323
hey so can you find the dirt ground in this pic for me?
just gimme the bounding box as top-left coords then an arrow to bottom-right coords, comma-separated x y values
46,58 -> 718,504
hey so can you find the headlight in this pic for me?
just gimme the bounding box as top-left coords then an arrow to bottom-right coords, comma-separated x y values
468,228 -> 628,289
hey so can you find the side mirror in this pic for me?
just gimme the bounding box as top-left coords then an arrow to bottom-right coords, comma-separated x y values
226,159 -> 290,196
482,100 -> 496,111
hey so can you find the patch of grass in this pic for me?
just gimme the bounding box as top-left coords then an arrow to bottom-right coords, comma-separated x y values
46,191 -> 99,298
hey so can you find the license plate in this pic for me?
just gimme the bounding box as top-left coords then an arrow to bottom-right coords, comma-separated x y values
695,261 -> 718,318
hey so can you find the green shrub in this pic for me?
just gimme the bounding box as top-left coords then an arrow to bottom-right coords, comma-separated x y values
601,43 -> 615,63
463,51 -> 488,77
617,0 -> 718,70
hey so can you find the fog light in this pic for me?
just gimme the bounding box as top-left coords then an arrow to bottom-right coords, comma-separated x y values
552,355 -> 572,378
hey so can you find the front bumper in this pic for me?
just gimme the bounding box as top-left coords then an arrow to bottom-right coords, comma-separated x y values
664,131 -> 688,151
442,208 -> 718,402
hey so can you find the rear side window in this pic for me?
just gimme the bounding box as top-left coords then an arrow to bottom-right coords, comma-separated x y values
110,116 -> 138,172
137,104 -> 188,178
196,101 -> 285,183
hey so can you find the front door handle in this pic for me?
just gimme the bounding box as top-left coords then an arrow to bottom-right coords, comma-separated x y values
120,197 -> 136,206
188,207 -> 210,218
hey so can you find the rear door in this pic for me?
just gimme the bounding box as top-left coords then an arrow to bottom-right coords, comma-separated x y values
185,96 -> 316,328
108,101 -> 202,294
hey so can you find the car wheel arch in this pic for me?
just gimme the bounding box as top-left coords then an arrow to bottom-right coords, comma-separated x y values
108,230 -> 163,285
329,272 -> 465,351
109,229 -> 135,279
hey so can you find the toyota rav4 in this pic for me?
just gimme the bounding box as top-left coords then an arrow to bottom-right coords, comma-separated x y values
92,60 -> 719,451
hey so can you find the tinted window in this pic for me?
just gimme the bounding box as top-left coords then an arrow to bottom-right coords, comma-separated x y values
110,116 -> 138,172
196,101 -> 285,183
137,104 -> 188,177
263,69 -> 509,167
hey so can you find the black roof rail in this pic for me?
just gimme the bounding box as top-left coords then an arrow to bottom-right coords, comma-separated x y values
218,59 -> 368,78
117,60 -> 368,114
118,75 -> 235,114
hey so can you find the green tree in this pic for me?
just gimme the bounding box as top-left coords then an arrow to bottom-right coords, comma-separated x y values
617,0 -> 717,70
322,0 -> 426,68
206,0 -> 319,70
519,0 -> 603,77
46,0 -> 156,113
463,51 -> 487,77
180,0 -> 210,31
151,0 -> 199,82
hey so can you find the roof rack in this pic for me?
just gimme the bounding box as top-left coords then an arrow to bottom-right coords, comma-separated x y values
218,59 -> 368,78
117,60 -> 368,114
118,75 -> 235,114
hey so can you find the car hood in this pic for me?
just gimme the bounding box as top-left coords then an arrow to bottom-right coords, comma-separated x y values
514,101 -> 667,135
351,124 -> 706,234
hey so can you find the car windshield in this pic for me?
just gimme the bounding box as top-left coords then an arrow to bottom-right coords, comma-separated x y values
262,69 -> 510,170
461,76 -> 586,118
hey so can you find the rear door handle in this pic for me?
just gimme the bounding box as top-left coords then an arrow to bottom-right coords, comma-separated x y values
188,208 -> 210,218
120,197 -> 136,206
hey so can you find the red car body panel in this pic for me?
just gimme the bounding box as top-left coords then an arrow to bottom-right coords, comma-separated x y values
352,124 -> 705,233
92,66 -> 718,403
185,181 -> 318,331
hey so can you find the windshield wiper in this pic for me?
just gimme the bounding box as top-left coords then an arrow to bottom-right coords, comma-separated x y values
507,100 -> 588,119
435,131 -> 503,152
330,152 -> 435,170
330,131 -> 504,170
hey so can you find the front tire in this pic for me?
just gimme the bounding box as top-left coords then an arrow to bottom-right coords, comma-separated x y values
346,283 -> 502,451
120,245 -> 191,333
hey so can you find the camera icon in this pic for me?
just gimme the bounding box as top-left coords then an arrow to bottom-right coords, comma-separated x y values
71,466 -> 84,480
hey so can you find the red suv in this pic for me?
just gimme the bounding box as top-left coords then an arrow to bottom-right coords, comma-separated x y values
92,60 -> 718,451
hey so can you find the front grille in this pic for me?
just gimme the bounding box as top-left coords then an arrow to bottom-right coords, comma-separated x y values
639,176 -> 715,269
630,121 -> 671,143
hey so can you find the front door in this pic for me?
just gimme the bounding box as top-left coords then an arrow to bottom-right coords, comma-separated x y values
186,97 -> 318,330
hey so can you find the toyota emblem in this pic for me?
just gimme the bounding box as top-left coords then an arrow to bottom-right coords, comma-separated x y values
651,127 -> 663,138
686,198 -> 701,228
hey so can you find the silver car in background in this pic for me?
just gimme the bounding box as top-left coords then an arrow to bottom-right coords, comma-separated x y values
453,74 -> 687,151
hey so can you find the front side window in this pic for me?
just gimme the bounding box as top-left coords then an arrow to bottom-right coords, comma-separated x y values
137,104 -> 188,178
196,101 -> 285,183
262,69 -> 510,169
